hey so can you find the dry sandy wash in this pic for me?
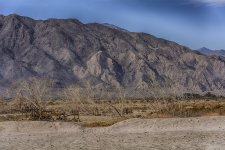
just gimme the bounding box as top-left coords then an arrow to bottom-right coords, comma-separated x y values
1,117 -> 225,150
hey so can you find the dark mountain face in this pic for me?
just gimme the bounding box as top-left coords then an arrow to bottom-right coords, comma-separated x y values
198,47 -> 225,57
1,14 -> 225,93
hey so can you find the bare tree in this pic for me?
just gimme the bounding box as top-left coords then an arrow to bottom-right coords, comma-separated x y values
64,86 -> 85,121
11,77 -> 53,120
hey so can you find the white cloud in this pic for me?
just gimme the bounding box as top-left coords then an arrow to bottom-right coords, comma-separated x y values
194,0 -> 225,6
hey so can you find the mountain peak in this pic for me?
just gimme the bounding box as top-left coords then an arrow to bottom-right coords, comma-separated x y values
199,47 -> 210,50
199,47 -> 220,52
3,14 -> 27,20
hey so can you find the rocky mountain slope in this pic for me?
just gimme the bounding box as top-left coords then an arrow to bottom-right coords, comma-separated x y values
197,47 -> 225,57
1,14 -> 225,93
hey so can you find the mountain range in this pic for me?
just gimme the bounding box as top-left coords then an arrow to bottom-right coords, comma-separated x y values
197,47 -> 225,57
0,14 -> 225,94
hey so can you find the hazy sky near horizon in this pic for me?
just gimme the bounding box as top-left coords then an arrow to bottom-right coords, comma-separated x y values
0,0 -> 225,49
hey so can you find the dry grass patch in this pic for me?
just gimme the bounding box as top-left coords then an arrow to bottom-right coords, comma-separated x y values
2,92 -> 225,127
148,99 -> 225,118
79,116 -> 127,127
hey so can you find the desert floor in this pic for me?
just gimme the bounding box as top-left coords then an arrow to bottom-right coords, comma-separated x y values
1,116 -> 225,150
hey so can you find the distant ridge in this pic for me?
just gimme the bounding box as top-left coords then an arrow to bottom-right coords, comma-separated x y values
197,47 -> 225,57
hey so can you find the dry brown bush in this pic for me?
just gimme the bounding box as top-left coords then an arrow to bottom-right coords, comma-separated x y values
63,86 -> 126,119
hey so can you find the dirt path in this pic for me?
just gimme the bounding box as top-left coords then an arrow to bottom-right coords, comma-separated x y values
1,116 -> 225,150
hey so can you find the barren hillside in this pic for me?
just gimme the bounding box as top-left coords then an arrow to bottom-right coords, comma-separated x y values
1,14 -> 225,93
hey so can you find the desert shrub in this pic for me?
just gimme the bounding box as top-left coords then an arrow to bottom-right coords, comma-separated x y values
204,92 -> 217,98
183,93 -> 201,99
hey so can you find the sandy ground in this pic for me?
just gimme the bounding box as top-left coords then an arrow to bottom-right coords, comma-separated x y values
1,117 -> 225,150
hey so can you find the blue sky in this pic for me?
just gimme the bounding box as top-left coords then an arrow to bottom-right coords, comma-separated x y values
0,0 -> 225,50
